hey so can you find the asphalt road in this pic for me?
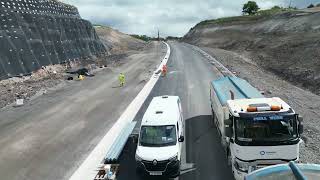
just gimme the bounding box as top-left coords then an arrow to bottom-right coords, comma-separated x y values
0,42 -> 166,180
118,42 -> 234,180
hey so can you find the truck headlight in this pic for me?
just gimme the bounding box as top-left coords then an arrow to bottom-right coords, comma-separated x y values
169,153 -> 178,162
234,159 -> 249,173
135,154 -> 142,162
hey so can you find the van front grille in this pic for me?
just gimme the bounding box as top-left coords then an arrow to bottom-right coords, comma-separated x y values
142,160 -> 169,171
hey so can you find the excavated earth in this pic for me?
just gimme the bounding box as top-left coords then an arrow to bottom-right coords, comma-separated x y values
183,9 -> 320,163
184,10 -> 320,95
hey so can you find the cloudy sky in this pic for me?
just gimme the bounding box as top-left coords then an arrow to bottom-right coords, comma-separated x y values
62,0 -> 319,37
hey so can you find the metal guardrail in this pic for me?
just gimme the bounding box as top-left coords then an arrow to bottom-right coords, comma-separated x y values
104,121 -> 137,164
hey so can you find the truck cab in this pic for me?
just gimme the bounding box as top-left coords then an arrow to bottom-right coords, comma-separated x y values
135,95 -> 184,178
210,77 -> 303,180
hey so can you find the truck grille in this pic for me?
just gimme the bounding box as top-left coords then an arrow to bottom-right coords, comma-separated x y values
142,160 -> 169,171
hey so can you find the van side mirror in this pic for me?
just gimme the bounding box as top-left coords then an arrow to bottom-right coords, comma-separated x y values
224,119 -> 232,126
178,136 -> 184,142
225,126 -> 233,138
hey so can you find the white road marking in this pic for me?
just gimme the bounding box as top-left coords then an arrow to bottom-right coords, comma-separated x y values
69,42 -> 171,180
168,70 -> 180,74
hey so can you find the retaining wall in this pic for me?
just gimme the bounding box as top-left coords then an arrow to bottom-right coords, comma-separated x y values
0,0 -> 106,79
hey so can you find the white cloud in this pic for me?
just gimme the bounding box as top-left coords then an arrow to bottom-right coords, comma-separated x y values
61,0 -> 314,37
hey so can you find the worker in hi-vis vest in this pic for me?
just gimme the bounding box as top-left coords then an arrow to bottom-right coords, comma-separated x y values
119,73 -> 125,87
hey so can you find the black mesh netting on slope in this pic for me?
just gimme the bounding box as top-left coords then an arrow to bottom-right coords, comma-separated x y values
0,0 -> 106,80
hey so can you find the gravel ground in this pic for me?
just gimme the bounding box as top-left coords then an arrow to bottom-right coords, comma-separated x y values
0,67 -> 65,109
0,61 -> 101,109
201,47 -> 320,164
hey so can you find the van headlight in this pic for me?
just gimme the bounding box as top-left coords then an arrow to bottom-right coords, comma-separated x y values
234,159 -> 249,173
169,153 -> 178,162
135,154 -> 142,162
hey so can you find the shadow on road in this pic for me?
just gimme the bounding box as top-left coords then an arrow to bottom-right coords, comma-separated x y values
181,115 -> 234,180
117,137 -> 172,180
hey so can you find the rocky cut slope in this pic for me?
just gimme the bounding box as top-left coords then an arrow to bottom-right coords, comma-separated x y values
183,10 -> 320,94
0,0 -> 106,80
95,26 -> 146,55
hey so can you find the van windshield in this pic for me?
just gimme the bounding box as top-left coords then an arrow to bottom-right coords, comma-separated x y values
140,125 -> 177,147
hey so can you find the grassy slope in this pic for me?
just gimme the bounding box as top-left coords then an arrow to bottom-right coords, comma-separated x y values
194,8 -> 295,28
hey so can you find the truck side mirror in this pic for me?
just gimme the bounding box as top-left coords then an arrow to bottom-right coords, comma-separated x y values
298,124 -> 304,135
297,115 -> 303,134
225,126 -> 233,138
224,119 -> 232,126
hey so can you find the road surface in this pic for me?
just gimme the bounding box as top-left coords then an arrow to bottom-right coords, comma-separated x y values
117,42 -> 234,180
0,41 -> 234,180
0,42 -> 166,180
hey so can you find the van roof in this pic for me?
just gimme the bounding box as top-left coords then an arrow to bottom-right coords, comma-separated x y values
141,96 -> 180,126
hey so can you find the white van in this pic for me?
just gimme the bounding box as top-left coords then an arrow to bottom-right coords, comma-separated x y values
135,95 -> 184,178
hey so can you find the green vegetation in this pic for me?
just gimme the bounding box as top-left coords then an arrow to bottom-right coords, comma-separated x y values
130,34 -> 151,42
166,36 -> 181,41
257,6 -> 296,16
92,24 -> 104,27
130,35 -> 166,41
307,4 -> 315,8
242,1 -> 260,15
194,5 -> 297,28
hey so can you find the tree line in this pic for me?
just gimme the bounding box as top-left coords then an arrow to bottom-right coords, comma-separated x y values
242,1 -> 320,15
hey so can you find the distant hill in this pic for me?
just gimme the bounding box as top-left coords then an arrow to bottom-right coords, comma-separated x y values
183,9 -> 320,94
95,26 -> 146,54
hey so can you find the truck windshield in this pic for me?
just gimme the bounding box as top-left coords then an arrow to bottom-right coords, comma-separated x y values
235,114 -> 298,145
139,125 -> 177,147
